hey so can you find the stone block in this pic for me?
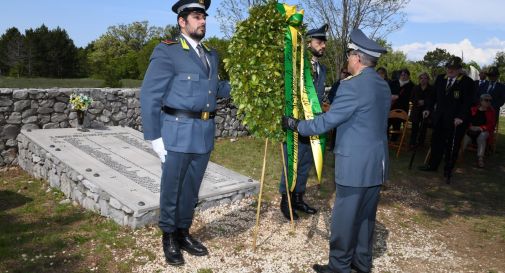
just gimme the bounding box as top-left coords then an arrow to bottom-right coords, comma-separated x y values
7,112 -> 22,124
39,99 -> 55,108
42,123 -> 59,129
38,107 -> 53,114
60,174 -> 72,196
51,113 -> 67,123
49,171 -> 61,188
109,197 -> 122,209
0,97 -> 13,107
82,179 -> 100,193
121,205 -> 133,214
99,199 -> 109,216
12,90 -> 28,99
53,102 -> 67,112
13,100 -> 31,112
82,197 -> 97,212
22,116 -> 38,124
72,188 -> 84,204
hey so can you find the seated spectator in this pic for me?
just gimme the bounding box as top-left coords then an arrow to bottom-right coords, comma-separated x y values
388,68 -> 414,141
409,72 -> 434,147
461,94 -> 496,168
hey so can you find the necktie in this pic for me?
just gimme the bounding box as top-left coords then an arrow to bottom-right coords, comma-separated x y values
487,82 -> 495,93
446,78 -> 454,89
196,44 -> 209,76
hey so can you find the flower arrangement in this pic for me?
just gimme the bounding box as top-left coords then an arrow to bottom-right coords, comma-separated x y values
69,94 -> 93,111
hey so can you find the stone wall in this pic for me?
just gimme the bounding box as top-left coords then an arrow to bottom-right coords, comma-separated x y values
0,88 -> 248,166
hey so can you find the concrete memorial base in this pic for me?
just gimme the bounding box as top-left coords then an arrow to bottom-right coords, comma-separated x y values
17,126 -> 259,228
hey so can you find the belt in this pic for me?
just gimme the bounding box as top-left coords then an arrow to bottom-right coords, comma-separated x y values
162,106 -> 215,120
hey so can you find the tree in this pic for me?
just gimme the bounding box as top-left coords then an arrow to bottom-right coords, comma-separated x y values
216,0 -> 266,38
88,21 -> 178,85
422,48 -> 456,79
2,28 -> 26,77
493,51 -> 505,82
300,0 -> 410,80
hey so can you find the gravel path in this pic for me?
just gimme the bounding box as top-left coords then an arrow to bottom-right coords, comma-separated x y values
122,196 -> 484,273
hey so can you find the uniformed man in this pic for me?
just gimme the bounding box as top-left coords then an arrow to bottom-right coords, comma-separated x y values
283,28 -> 390,273
419,57 -> 474,179
140,0 -> 230,266
279,24 -> 328,220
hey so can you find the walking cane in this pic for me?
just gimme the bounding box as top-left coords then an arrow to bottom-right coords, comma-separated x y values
408,117 -> 426,170
445,126 -> 458,184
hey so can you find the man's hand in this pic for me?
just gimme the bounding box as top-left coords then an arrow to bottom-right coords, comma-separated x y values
282,116 -> 299,131
322,102 -> 330,112
418,100 -> 425,106
151,137 -> 167,163
422,110 -> 430,118
454,118 -> 463,127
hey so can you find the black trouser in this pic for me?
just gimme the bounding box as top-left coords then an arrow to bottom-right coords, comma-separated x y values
409,108 -> 427,146
428,120 -> 466,171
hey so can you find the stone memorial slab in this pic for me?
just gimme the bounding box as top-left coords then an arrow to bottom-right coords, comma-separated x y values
17,126 -> 259,228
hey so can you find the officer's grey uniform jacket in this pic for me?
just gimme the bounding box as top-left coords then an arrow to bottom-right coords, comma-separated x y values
140,37 -> 231,154
297,67 -> 391,187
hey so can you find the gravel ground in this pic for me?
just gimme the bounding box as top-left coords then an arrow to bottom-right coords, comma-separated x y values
120,194 -> 491,273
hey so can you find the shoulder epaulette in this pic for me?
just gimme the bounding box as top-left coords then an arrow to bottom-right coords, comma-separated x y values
161,39 -> 179,45
201,42 -> 211,52
342,71 -> 362,81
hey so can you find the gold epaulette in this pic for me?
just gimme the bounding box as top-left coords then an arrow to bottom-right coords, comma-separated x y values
201,42 -> 211,52
342,71 -> 362,81
161,39 -> 179,45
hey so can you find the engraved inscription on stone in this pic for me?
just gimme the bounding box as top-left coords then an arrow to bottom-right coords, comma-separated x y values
21,127 -> 259,218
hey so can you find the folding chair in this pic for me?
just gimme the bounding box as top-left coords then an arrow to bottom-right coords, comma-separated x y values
388,109 -> 409,158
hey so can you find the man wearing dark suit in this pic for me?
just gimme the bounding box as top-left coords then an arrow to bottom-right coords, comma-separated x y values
284,28 -> 390,273
279,24 -> 329,220
474,67 -> 505,122
474,71 -> 488,98
140,0 -> 230,266
419,57 -> 474,179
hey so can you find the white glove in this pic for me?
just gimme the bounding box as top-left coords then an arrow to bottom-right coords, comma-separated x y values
151,137 -> 167,163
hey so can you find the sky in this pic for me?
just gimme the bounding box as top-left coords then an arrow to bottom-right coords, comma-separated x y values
1,0 -> 504,66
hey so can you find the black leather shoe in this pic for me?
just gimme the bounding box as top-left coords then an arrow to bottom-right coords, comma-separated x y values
162,232 -> 184,266
418,164 -> 437,172
293,192 -> 317,214
177,229 -> 208,256
351,263 -> 369,273
313,264 -> 339,273
280,193 -> 299,220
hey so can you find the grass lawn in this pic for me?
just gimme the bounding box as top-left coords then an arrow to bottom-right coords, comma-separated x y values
1,119 -> 504,272
0,77 -> 142,88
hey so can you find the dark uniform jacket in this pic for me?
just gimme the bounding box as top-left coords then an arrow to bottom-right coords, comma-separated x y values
427,74 -> 474,126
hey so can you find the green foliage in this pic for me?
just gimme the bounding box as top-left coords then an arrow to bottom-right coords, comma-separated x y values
205,37 -> 230,80
422,48 -> 456,79
377,49 -> 430,84
225,0 -> 286,142
493,51 -> 505,82
87,21 -> 177,85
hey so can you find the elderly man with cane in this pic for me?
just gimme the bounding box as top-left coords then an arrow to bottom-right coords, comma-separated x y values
418,57 -> 474,182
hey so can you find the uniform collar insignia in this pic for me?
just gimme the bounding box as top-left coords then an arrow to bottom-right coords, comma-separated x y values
179,36 -> 190,51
